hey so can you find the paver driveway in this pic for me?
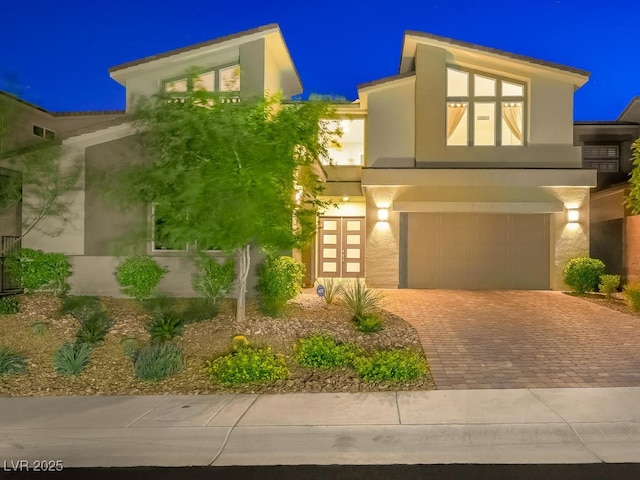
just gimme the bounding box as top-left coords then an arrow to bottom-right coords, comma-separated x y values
382,290 -> 640,389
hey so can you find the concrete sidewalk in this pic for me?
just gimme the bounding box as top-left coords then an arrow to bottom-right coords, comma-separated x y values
0,388 -> 639,468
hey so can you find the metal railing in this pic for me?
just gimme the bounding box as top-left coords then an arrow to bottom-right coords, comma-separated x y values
0,236 -> 21,294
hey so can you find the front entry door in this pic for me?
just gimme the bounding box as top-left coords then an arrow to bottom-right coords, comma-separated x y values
318,217 -> 365,278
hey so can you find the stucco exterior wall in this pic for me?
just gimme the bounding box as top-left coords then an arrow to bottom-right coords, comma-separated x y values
84,137 -> 147,256
412,43 -> 581,167
365,81 -> 415,168
364,187 -> 400,288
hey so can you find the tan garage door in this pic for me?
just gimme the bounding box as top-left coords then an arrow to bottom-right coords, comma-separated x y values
407,213 -> 550,289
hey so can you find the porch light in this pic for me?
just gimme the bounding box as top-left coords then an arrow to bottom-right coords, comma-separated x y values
567,209 -> 579,223
342,196 -> 349,202
378,208 -> 389,222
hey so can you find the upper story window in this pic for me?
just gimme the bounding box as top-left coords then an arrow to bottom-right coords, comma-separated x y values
32,125 -> 56,141
320,118 -> 365,166
446,67 -> 525,146
164,65 -> 240,94
582,144 -> 620,173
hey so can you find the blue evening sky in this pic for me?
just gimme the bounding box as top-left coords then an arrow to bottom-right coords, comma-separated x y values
0,0 -> 637,120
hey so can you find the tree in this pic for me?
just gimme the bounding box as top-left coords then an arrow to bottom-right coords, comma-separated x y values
107,77 -> 338,321
626,138 -> 640,214
0,93 -> 82,256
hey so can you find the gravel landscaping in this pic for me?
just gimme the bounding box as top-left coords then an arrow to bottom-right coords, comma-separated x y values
0,292 -> 434,396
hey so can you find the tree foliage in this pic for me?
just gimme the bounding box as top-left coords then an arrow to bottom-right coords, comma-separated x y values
107,73 -> 338,320
625,138 -> 640,214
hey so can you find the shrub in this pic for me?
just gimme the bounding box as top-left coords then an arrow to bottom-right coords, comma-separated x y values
563,257 -> 606,294
0,296 -> 19,315
53,342 -> 92,376
623,283 -> 640,313
59,295 -> 101,321
183,297 -> 218,323
0,347 -> 27,375
206,346 -> 289,386
599,274 -> 620,298
31,321 -> 48,336
232,335 -> 249,351
76,311 -> 111,345
115,256 -> 167,301
258,256 -> 305,315
148,311 -> 184,343
5,248 -> 71,295
316,277 -> 342,306
341,280 -> 384,320
294,334 -> 360,369
120,337 -> 139,359
355,312 -> 384,333
192,255 -> 235,310
134,343 -> 185,381
353,348 -> 428,382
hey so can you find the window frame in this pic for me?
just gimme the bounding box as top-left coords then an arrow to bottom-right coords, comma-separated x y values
162,62 -> 241,94
32,124 -> 56,140
446,66 -> 527,147
150,204 -> 223,254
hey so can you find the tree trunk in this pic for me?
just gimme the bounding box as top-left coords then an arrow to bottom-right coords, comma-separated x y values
235,243 -> 251,322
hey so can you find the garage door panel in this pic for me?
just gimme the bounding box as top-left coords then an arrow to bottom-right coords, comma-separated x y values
407,213 -> 549,289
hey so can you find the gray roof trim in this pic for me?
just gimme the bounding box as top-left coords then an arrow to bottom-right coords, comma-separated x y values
109,24 -> 279,72
402,31 -> 590,77
358,72 -> 415,91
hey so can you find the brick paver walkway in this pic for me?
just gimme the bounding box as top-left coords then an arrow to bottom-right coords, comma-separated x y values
382,290 -> 640,389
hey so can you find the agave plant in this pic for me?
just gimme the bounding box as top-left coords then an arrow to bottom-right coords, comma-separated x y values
340,280 -> 384,321
53,342 -> 93,376
316,277 -> 343,305
0,347 -> 27,375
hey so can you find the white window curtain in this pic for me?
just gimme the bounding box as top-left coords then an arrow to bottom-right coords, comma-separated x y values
447,103 -> 468,139
502,103 -> 523,142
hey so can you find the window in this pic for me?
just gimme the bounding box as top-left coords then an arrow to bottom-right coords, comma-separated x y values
582,144 -> 620,172
446,68 -> 525,146
320,118 -> 365,166
32,124 -> 56,140
151,204 -> 222,252
164,65 -> 240,94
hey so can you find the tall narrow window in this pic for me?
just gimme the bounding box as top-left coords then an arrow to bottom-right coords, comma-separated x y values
446,68 -> 525,146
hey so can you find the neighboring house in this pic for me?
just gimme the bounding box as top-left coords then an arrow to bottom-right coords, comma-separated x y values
0,91 -> 123,294
575,97 -> 640,282
2,25 -> 599,295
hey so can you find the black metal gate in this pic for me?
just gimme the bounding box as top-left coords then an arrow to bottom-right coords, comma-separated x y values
1,236 -> 21,294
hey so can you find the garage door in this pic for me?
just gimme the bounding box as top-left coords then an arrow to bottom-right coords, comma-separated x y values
407,213 -> 549,289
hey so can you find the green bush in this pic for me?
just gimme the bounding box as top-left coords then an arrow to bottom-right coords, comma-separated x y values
120,338 -> 139,359
5,248 -> 71,295
148,311 -> 184,343
115,256 -> 167,301
623,283 -> 640,313
258,256 -> 305,315
134,343 -> 185,381
599,274 -> 621,298
60,296 -> 101,322
316,277 -> 342,306
31,321 -> 48,336
76,310 -> 112,345
341,280 -> 384,320
183,297 -> 218,323
0,296 -> 19,315
53,342 -> 93,376
0,347 -> 27,375
206,346 -> 289,386
192,255 -> 235,310
353,348 -> 428,382
563,257 -> 606,294
294,334 -> 360,369
355,312 -> 384,333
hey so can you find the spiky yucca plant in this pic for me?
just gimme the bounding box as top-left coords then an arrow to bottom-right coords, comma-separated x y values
340,280 -> 384,321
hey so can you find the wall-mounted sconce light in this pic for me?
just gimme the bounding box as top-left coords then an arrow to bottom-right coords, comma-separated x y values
342,196 -> 350,202
378,208 -> 389,222
567,209 -> 579,223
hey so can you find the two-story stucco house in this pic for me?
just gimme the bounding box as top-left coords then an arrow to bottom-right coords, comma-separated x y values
1,25 -> 597,296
